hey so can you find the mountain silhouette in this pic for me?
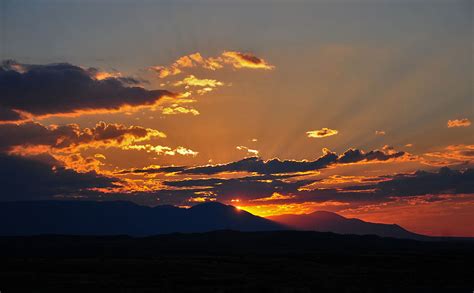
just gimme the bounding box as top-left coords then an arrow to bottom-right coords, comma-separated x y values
0,201 -> 429,239
268,211 -> 426,240
0,201 -> 285,236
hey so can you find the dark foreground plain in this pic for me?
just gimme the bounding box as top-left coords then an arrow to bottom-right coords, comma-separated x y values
0,231 -> 473,292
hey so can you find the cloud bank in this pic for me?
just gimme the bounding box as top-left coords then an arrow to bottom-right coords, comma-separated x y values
0,60 -> 173,122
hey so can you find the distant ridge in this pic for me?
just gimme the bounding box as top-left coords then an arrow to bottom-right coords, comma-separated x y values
268,211 -> 427,240
0,201 -> 284,236
0,201 -> 433,239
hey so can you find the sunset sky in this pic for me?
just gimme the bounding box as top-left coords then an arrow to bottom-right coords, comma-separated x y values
0,0 -> 472,236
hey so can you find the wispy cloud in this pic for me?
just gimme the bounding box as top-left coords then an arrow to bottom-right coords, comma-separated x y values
123,144 -> 198,157
422,144 -> 474,166
447,118 -> 471,128
236,145 -> 259,156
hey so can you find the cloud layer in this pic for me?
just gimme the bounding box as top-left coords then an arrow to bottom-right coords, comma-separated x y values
0,121 -> 164,153
120,147 -> 407,176
0,153 -> 117,200
0,60 -> 172,122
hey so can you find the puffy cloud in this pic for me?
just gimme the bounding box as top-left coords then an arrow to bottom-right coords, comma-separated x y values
0,121 -> 165,153
447,118 -> 471,128
0,60 -> 173,122
306,128 -> 338,138
174,75 -> 224,88
337,147 -> 406,164
150,51 -> 274,78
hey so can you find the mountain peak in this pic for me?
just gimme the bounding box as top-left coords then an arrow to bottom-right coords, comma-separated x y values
189,201 -> 237,212
0,200 -> 283,236
269,211 -> 426,240
191,201 -> 229,209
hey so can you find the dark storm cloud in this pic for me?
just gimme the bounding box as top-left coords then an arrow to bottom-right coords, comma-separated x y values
374,167 -> 474,196
0,60 -> 173,121
0,153 -> 117,201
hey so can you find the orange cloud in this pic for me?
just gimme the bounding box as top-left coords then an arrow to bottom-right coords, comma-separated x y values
423,144 -> 474,166
1,121 -> 165,154
447,118 -> 471,128
251,192 -> 296,202
123,144 -> 198,157
92,70 -> 122,81
53,153 -> 105,173
150,51 -> 275,78
306,128 -> 338,138
161,104 -> 200,116
236,145 -> 259,156
94,153 -> 106,160
239,201 -> 349,217
375,130 -> 386,135
221,51 -> 275,70
174,75 -> 224,88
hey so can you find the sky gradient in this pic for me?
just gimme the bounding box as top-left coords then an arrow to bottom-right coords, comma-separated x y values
0,0 -> 473,236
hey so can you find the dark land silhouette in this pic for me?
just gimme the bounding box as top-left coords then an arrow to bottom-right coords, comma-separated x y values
0,200 -> 433,240
1,200 -> 473,291
0,231 -> 473,292
0,201 -> 284,236
269,211 -> 427,240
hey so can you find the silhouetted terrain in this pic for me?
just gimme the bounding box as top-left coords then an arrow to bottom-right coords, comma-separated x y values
0,231 -> 472,292
0,201 -> 284,236
269,211 -> 426,240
